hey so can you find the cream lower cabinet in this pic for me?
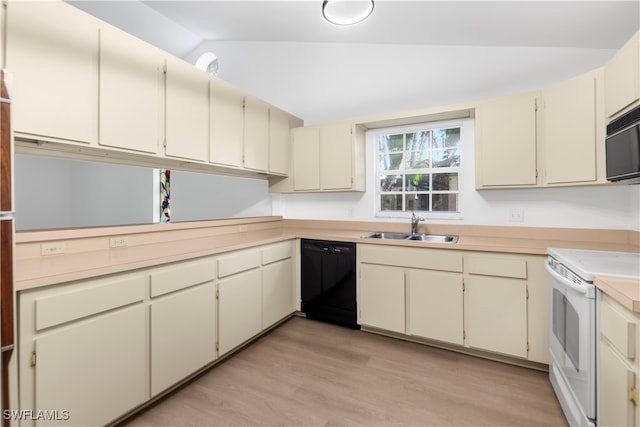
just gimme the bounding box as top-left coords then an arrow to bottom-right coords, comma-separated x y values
18,273 -> 148,427
217,247 -> 264,356
358,244 -> 548,364
149,257 -> 217,396
408,269 -> 464,346
261,241 -> 295,328
359,263 -> 406,333
599,292 -> 639,427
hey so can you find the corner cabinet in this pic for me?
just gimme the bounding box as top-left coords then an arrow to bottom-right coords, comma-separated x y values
599,292 -> 639,427
604,31 -> 640,119
270,122 -> 366,193
357,244 -> 548,364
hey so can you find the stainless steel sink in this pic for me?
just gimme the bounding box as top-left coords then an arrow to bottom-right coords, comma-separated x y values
361,232 -> 458,244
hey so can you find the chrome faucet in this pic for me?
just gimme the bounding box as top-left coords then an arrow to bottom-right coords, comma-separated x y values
410,211 -> 425,235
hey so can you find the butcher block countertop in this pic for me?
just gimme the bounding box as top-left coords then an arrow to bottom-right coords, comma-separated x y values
595,276 -> 640,314
15,217 -> 640,306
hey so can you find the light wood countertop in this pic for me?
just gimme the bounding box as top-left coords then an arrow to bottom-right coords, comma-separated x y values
595,276 -> 640,313
15,217 -> 640,294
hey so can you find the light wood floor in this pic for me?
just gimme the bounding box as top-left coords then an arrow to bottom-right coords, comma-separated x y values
121,316 -> 568,427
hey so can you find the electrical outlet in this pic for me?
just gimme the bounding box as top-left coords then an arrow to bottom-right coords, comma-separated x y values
41,242 -> 65,256
110,237 -> 128,248
509,208 -> 524,222
238,225 -> 248,232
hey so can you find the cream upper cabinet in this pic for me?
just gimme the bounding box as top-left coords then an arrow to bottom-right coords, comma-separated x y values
98,26 -> 164,154
275,122 -> 365,193
475,91 -> 539,188
244,94 -> 270,172
541,69 -> 602,186
599,293 -> 639,427
269,107 -> 293,175
605,31 -> 640,119
210,77 -> 244,168
6,0 -> 99,145
292,126 -> 321,190
165,56 -> 210,162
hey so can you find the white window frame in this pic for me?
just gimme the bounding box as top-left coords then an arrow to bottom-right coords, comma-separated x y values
371,120 -> 464,220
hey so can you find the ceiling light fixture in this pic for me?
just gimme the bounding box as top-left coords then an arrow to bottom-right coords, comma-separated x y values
322,0 -> 374,26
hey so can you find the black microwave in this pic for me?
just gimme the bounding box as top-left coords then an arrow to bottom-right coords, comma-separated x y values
606,105 -> 640,184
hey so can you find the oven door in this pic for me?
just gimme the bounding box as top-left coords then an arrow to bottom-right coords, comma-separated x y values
546,259 -> 596,427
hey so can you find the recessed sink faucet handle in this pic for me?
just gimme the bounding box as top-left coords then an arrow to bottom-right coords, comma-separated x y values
411,211 -> 425,235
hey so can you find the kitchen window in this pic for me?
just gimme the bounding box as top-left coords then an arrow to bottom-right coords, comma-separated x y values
374,122 -> 462,217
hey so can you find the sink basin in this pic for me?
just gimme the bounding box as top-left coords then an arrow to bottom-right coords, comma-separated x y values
362,232 -> 412,240
361,232 -> 458,244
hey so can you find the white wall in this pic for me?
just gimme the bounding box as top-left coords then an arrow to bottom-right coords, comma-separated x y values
275,119 -> 640,231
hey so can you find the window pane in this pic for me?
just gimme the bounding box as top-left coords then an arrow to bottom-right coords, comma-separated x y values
379,174 -> 403,192
432,149 -> 460,168
378,134 -> 403,153
432,194 -> 458,211
379,153 -> 403,171
432,173 -> 458,191
405,173 -> 429,191
405,150 -> 430,169
381,194 -> 403,211
433,128 -> 460,149
406,193 -> 429,211
406,131 -> 428,151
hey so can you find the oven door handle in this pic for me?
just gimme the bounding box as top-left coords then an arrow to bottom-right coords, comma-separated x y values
545,259 -> 589,296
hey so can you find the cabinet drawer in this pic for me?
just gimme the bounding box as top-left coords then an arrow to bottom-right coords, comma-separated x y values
601,295 -> 637,360
150,257 -> 215,298
359,244 -> 463,273
34,274 -> 146,331
262,240 -> 293,265
466,256 -> 527,279
218,248 -> 261,278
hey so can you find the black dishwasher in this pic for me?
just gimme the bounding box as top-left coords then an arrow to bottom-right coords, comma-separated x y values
301,239 -> 359,329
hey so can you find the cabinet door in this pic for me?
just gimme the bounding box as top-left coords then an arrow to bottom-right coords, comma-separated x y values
359,264 -> 405,333
605,32 -> 639,118
475,92 -> 538,188
320,123 -> 353,190
542,70 -> 598,185
210,78 -> 244,167
599,341 -> 636,427
466,276 -> 528,358
150,283 -> 216,396
269,107 -> 291,175
34,306 -> 146,427
292,126 -> 321,191
6,1 -> 99,144
99,26 -> 163,154
262,259 -> 294,328
408,269 -> 463,345
165,56 -> 209,161
218,269 -> 263,356
244,95 -> 269,172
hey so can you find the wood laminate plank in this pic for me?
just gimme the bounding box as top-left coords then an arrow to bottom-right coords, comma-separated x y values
120,317 -> 567,426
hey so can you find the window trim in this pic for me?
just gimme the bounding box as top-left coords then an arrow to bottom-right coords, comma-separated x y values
370,120 -> 464,220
